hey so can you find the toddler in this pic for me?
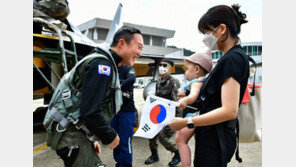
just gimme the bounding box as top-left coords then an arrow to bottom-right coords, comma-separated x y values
176,51 -> 212,167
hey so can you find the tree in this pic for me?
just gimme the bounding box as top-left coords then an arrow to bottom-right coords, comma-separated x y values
167,45 -> 195,56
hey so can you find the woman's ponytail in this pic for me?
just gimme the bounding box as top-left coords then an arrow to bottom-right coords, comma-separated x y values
231,4 -> 248,25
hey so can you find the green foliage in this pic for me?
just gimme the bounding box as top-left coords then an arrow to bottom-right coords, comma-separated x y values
167,45 -> 195,56
167,45 -> 178,49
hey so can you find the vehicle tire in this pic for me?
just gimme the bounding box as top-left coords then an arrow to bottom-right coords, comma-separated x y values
33,106 -> 48,132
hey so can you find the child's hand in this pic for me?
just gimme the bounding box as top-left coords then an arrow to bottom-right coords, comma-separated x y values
177,92 -> 185,100
177,88 -> 185,100
178,98 -> 187,109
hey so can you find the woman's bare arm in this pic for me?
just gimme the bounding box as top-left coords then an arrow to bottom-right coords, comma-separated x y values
169,77 -> 240,130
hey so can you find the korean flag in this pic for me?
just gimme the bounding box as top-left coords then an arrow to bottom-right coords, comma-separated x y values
98,65 -> 111,76
134,95 -> 177,139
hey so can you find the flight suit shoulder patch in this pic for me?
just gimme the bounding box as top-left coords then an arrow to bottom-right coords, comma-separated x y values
98,65 -> 111,77
129,69 -> 136,75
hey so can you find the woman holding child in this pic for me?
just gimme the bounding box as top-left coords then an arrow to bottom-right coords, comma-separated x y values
169,4 -> 249,167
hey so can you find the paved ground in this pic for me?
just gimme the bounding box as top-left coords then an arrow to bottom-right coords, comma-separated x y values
33,88 -> 262,167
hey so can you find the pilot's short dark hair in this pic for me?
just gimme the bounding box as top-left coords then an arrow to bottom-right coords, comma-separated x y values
110,25 -> 142,47
161,59 -> 174,67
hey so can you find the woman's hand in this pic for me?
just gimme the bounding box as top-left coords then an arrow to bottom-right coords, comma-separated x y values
178,98 -> 187,109
168,117 -> 187,131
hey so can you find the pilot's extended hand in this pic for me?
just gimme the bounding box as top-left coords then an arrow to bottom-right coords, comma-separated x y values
93,141 -> 101,156
108,135 -> 120,149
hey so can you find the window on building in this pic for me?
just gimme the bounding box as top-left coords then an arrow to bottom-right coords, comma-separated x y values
88,29 -> 93,39
248,46 -> 253,56
97,28 -> 108,40
253,45 -> 258,55
219,51 -> 223,58
243,46 -> 247,54
152,36 -> 165,47
143,35 -> 150,45
212,51 -> 223,59
258,46 -> 262,55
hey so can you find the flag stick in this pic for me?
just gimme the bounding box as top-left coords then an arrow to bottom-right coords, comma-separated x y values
186,105 -> 198,110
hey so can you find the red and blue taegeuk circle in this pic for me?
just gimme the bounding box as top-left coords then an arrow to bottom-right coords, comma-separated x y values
103,67 -> 108,71
150,104 -> 166,124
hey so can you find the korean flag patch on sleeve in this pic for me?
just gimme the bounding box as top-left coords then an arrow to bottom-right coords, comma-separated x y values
98,65 -> 111,76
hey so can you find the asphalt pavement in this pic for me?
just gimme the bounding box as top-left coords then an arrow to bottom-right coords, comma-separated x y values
33,88 -> 262,167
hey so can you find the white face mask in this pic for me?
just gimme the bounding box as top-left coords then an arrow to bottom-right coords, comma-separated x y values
202,26 -> 222,51
159,67 -> 168,75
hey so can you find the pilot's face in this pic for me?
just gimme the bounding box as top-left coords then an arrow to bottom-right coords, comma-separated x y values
121,33 -> 143,66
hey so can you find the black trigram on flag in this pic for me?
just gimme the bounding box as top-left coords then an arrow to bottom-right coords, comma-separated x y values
150,97 -> 157,104
142,124 -> 151,132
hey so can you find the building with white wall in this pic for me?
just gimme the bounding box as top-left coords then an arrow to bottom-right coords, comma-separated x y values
211,42 -> 262,85
77,18 -> 183,58
77,18 -> 185,78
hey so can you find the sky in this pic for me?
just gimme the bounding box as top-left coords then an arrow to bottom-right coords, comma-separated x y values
67,0 -> 262,52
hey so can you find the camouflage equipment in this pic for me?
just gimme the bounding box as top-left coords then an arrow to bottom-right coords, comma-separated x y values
156,74 -> 179,101
156,74 -> 182,117
54,125 -> 105,167
148,74 -> 181,152
148,125 -> 178,152
33,0 -> 70,21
